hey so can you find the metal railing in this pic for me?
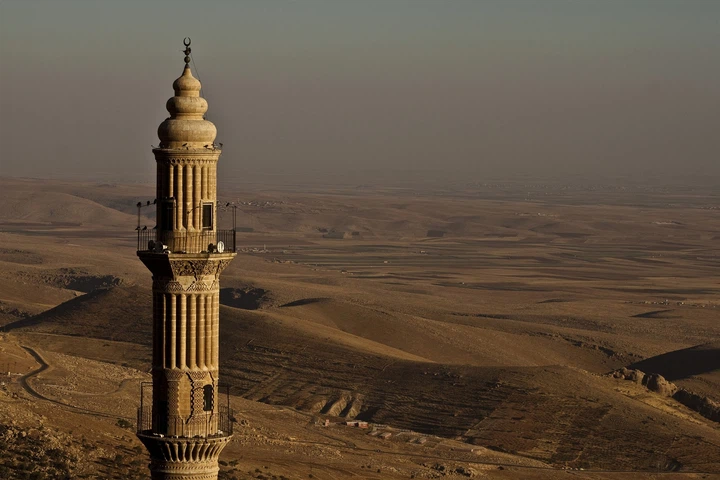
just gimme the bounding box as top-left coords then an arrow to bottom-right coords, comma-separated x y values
217,404 -> 233,434
136,405 -> 234,438
136,229 -> 236,253
136,383 -> 234,438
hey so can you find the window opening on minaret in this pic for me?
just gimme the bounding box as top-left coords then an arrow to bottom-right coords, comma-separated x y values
157,400 -> 168,431
203,385 -> 214,411
161,199 -> 174,230
202,203 -> 214,230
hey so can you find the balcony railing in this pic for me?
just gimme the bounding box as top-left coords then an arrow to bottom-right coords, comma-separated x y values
137,383 -> 234,438
136,405 -> 234,438
136,229 -> 236,254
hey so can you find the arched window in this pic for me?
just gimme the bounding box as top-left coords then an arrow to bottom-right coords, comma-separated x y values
203,385 -> 213,412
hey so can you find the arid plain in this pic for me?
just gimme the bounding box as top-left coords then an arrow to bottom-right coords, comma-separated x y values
1,175 -> 719,479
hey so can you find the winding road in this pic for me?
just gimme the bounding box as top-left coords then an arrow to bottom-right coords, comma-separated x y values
19,345 -> 134,421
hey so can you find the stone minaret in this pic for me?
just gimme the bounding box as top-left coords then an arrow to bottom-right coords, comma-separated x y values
136,38 -> 235,480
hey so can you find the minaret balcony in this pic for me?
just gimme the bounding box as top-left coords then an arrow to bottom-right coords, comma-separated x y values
136,405 -> 234,439
137,382 -> 234,439
136,229 -> 236,254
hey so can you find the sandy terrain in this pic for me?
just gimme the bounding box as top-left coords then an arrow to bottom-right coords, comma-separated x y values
0,176 -> 719,478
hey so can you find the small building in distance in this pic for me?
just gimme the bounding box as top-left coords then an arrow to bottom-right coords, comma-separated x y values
426,229 -> 446,238
323,230 -> 350,239
345,420 -> 369,428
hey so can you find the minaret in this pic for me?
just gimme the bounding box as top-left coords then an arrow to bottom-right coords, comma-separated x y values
136,38 -> 235,480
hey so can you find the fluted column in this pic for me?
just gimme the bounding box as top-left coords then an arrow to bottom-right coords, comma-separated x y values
178,164 -> 185,230
179,294 -> 187,369
162,293 -> 170,368
205,293 -> 213,369
201,165 -> 208,200
168,293 -> 176,368
194,166 -> 202,230
185,163 -> 193,230
168,164 -> 174,201
153,292 -> 166,368
198,295 -> 206,369
213,291 -> 220,369
189,294 -> 196,369
166,164 -> 174,232
209,164 -> 217,204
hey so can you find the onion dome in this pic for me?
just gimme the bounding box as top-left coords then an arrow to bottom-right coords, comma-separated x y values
157,40 -> 217,149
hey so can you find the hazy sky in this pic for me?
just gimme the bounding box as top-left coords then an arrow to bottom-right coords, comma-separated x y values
1,0 -> 718,185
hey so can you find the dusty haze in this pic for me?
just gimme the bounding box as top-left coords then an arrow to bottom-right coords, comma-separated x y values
1,0 -> 719,185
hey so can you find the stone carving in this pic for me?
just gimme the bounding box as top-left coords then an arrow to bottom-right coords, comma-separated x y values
154,277 -> 217,293
165,281 -> 185,293
143,435 -> 230,463
161,157 -> 219,166
166,370 -> 185,381
215,260 -> 232,275
170,261 -> 200,278
187,280 -> 213,292
167,392 -> 179,418
170,260 -> 227,279
188,371 -> 208,381
191,384 -> 205,416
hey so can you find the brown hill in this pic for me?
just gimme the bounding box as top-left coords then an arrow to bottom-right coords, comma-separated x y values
4,177 -> 720,475
6,286 -> 152,343
0,177 -> 152,228
629,342 -> 720,381
11,286 -> 720,472
628,342 -> 720,401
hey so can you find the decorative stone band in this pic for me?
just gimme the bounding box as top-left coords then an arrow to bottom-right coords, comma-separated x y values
186,280 -> 217,292
150,470 -> 219,480
164,369 -> 187,381
154,157 -> 221,166
149,466 -> 219,480
152,278 -> 219,293
160,281 -> 187,293
170,259 -> 233,278
138,434 -> 231,464
187,370 -> 211,381
155,155 -> 219,167
151,367 -> 218,377
153,148 -> 222,159
138,252 -> 236,281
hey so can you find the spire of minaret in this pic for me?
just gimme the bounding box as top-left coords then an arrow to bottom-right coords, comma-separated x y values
157,38 -> 217,149
183,37 -> 192,65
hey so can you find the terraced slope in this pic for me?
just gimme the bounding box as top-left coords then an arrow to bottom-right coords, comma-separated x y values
11,286 -> 720,472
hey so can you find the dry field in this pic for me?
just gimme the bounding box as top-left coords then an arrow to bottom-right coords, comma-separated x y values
0,176 -> 719,479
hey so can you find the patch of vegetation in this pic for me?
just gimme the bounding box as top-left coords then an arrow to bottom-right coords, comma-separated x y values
116,418 -> 133,429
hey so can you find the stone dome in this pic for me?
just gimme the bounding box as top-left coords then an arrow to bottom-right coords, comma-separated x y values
158,65 -> 217,148
172,66 -> 202,96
